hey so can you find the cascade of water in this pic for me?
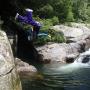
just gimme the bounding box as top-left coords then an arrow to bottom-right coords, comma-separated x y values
74,49 -> 90,65
58,49 -> 90,73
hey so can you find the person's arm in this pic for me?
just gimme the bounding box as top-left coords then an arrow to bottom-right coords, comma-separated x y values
17,15 -> 28,23
28,20 -> 41,27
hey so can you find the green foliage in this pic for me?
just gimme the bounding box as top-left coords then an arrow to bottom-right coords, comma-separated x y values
51,16 -> 59,25
72,0 -> 89,22
39,4 -> 54,18
51,0 -> 66,22
37,17 -> 59,32
48,28 -> 66,43
86,6 -> 90,23
35,35 -> 51,45
64,0 -> 74,22
40,19 -> 53,32
66,13 -> 74,22
35,28 -> 66,45
13,0 -> 90,23
1,0 -> 90,23
66,7 -> 74,22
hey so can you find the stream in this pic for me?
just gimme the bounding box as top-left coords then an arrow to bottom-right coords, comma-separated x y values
21,50 -> 90,90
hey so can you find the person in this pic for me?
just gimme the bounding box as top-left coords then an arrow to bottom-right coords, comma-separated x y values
15,8 -> 41,39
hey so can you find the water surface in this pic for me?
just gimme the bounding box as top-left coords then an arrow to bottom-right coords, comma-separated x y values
22,62 -> 90,90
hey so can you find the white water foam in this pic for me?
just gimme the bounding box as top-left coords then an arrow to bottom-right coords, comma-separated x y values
74,49 -> 90,65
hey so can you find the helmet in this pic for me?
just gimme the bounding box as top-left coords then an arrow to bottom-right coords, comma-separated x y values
25,8 -> 33,12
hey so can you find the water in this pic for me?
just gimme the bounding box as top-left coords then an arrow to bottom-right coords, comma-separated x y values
22,49 -> 90,90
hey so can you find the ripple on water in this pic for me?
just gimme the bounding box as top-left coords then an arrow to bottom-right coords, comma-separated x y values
22,63 -> 90,90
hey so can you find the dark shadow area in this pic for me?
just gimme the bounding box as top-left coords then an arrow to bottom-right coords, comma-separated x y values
82,55 -> 90,63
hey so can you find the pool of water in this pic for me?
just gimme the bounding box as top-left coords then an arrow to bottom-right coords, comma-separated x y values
21,62 -> 90,90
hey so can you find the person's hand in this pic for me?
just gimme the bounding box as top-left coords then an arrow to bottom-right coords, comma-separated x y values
15,13 -> 19,20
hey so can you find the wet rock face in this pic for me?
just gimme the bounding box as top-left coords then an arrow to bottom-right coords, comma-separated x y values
0,30 -> 22,90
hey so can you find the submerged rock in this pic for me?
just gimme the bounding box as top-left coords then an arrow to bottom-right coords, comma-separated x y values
0,30 -> 22,90
82,55 -> 90,63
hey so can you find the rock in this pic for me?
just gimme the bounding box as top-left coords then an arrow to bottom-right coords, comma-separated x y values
52,23 -> 90,42
15,58 -> 37,78
0,30 -> 22,90
66,54 -> 78,63
82,55 -> 90,63
36,43 -> 80,63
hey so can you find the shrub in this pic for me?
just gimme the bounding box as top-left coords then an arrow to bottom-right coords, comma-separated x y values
39,4 -> 54,18
35,28 -> 66,46
51,16 -> 59,25
40,19 -> 53,32
35,35 -> 51,45
48,29 -> 66,43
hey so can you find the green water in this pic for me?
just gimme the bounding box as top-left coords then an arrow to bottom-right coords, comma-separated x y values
21,63 -> 90,90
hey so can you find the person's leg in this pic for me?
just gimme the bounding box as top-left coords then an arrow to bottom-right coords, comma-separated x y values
33,26 -> 40,39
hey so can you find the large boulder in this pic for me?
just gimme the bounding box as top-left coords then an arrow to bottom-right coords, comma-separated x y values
37,43 -> 80,63
0,30 -> 22,90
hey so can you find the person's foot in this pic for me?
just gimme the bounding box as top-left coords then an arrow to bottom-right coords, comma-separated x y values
15,13 -> 19,20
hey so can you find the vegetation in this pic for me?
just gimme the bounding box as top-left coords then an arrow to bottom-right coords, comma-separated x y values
35,29 -> 66,45
1,0 -> 89,22
15,0 -> 90,23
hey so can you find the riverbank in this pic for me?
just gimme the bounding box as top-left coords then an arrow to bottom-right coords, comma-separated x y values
36,23 -> 90,64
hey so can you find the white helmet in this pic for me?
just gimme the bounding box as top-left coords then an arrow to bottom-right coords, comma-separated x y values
25,8 -> 33,12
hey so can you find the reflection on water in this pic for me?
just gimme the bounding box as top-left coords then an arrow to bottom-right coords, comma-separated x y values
22,62 -> 90,90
